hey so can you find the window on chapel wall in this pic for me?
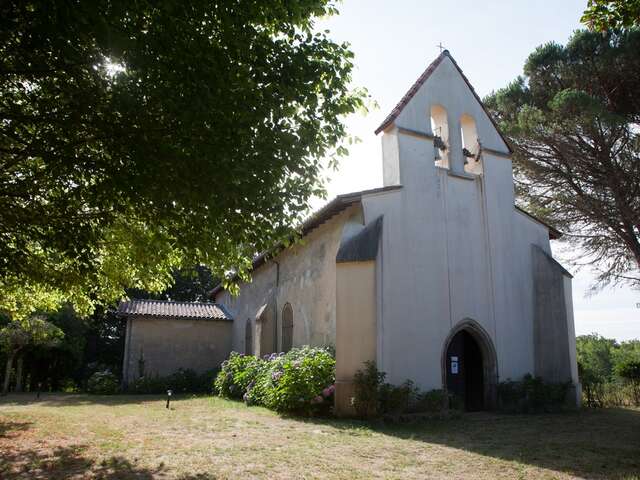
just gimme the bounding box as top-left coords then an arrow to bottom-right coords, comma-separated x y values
430,104 -> 449,169
245,318 -> 253,355
460,114 -> 482,175
282,303 -> 293,353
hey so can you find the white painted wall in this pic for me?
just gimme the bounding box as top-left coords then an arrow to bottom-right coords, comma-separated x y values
361,56 -> 565,390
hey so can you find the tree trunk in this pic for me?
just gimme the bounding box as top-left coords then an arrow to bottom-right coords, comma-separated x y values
2,352 -> 16,395
15,355 -> 24,392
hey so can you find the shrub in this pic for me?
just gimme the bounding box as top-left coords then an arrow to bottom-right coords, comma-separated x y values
379,380 -> 419,415
214,352 -> 262,399
498,374 -> 570,413
215,347 -> 336,415
261,347 -> 335,414
352,361 -> 385,418
131,368 -> 218,394
352,362 -> 448,418
413,389 -> 449,413
87,370 -> 119,395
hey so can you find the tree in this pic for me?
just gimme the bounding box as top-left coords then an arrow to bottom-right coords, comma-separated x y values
0,316 -> 63,394
615,358 -> 640,404
576,334 -> 618,407
582,0 -> 640,31
128,265 -> 218,302
484,29 -> 640,289
0,1 -> 366,317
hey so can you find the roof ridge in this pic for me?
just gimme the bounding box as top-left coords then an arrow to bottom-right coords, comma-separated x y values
117,299 -> 232,320
125,298 -> 217,305
374,51 -> 448,135
373,50 -> 513,154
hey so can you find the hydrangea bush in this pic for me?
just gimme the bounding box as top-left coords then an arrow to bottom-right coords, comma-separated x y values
214,346 -> 335,415
214,352 -> 262,399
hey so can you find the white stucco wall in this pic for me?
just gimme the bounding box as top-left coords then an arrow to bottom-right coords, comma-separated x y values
361,56 -> 560,390
214,205 -> 362,353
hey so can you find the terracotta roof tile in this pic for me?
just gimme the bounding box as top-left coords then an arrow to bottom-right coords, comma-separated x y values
117,299 -> 232,320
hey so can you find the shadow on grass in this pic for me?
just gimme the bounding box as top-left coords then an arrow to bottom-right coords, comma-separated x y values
303,407 -> 640,480
0,435 -> 217,479
0,419 -> 32,438
0,392 -> 204,408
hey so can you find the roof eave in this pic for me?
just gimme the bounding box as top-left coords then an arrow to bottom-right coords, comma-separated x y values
210,185 -> 403,298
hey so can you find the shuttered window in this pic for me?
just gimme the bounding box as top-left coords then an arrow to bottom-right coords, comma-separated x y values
282,303 -> 293,352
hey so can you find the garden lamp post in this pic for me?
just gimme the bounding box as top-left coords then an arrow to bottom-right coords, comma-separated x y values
166,389 -> 172,409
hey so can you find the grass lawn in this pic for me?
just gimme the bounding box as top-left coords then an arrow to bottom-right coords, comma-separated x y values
0,394 -> 639,479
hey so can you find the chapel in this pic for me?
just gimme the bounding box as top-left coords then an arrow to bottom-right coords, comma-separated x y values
120,50 -> 580,414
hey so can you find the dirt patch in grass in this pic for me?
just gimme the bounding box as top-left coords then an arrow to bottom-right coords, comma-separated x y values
0,394 -> 639,479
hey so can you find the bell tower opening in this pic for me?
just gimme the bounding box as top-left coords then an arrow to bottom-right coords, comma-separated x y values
460,114 -> 482,175
430,104 -> 449,169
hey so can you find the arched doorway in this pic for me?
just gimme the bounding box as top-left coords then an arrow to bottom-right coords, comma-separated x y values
442,320 -> 498,411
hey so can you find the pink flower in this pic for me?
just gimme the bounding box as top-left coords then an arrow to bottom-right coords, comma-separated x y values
322,384 -> 335,398
311,395 -> 323,404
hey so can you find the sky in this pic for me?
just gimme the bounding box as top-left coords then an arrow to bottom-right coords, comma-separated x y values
313,0 -> 640,341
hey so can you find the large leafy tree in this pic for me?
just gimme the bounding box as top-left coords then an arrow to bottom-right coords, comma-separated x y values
485,29 -> 640,288
0,316 -> 63,394
0,1 -> 364,317
582,0 -> 640,31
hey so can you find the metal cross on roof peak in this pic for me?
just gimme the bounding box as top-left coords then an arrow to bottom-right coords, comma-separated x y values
437,42 -> 446,54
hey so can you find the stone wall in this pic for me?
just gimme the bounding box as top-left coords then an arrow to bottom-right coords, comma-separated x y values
122,316 -> 232,386
214,205 -> 363,354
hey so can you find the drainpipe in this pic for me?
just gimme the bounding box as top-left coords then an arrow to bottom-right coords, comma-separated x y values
273,260 -> 280,353
121,316 -> 133,390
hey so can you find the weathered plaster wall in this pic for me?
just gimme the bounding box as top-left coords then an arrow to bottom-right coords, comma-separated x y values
215,205 -> 362,354
335,260 -> 377,416
532,245 -> 574,383
123,317 -> 232,385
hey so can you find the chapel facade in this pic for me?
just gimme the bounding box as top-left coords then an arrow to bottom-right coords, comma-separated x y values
211,50 -> 581,414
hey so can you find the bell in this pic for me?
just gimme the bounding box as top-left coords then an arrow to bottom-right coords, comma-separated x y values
434,145 -> 442,160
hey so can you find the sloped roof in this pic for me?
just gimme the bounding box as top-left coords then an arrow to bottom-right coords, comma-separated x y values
374,50 -> 514,154
117,299 -> 232,321
336,215 -> 384,263
515,206 -> 562,240
210,185 -> 403,297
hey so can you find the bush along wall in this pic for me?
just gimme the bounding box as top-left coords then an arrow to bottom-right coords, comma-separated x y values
130,368 -> 219,394
87,370 -> 120,395
497,374 -> 572,413
352,361 -> 450,420
214,347 -> 335,416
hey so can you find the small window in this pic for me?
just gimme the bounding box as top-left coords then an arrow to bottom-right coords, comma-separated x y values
460,114 -> 482,175
282,303 -> 293,352
430,105 -> 449,168
245,318 -> 253,355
